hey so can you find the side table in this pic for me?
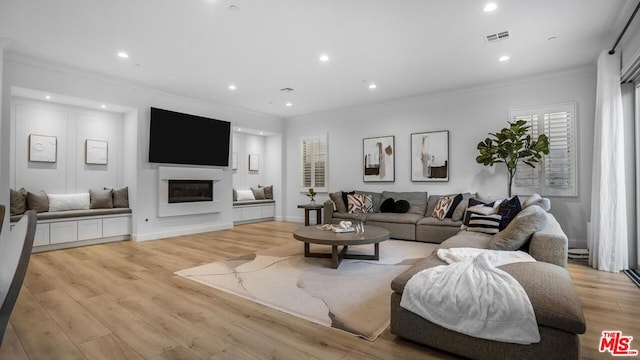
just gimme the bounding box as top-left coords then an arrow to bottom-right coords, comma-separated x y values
297,203 -> 324,226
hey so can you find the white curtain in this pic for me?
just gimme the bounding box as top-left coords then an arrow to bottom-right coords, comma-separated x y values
588,51 -> 629,272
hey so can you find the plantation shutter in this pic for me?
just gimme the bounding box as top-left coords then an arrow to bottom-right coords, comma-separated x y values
513,114 -> 540,188
509,103 -> 577,197
300,135 -> 327,191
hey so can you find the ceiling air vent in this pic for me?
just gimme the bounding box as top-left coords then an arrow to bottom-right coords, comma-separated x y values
485,31 -> 510,44
280,87 -> 294,93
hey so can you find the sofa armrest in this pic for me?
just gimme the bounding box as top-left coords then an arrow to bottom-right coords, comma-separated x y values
323,200 -> 334,225
528,213 -> 568,268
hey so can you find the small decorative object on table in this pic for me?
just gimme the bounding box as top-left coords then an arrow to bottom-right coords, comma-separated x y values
306,188 -> 317,205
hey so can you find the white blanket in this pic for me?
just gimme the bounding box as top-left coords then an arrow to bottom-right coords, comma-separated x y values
400,247 -> 540,344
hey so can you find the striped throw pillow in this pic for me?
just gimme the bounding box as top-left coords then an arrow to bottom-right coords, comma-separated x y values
466,213 -> 502,234
347,194 -> 373,213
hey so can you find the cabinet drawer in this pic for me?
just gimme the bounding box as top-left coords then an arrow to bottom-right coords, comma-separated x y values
261,205 -> 275,218
50,221 -> 78,244
233,208 -> 242,222
78,219 -> 103,240
102,216 -> 131,237
33,223 -> 50,247
242,206 -> 263,220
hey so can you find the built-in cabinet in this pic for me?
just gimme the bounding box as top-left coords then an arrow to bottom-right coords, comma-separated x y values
233,203 -> 275,224
20,214 -> 132,251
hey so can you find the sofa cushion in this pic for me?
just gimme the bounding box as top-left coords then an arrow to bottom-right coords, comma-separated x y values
251,187 -> 266,200
467,213 -> 502,234
416,217 -> 463,227
382,191 -> 427,215
380,198 -> 395,213
27,191 -> 49,213
393,200 -> 411,213
497,196 -> 522,229
356,190 -> 383,213
332,212 -> 370,222
432,196 -> 455,219
347,193 -> 373,213
366,212 -> 423,224
90,189 -> 113,209
523,193 -> 551,211
489,205 -> 548,251
329,191 -> 347,213
445,194 -> 463,218
10,187 -> 27,215
451,193 -> 475,221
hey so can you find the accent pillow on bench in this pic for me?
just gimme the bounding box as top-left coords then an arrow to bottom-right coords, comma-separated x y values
47,193 -> 91,212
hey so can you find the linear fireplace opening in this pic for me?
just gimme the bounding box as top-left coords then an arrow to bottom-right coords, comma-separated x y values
168,180 -> 213,203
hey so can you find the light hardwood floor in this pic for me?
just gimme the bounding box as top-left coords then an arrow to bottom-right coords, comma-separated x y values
0,221 -> 638,360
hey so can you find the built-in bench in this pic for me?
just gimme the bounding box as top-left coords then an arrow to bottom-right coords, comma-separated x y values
10,208 -> 132,253
233,199 -> 275,224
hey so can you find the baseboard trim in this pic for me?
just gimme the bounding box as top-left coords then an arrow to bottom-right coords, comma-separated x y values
132,222 -> 234,242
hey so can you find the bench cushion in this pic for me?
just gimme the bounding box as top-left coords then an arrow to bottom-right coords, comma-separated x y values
233,199 -> 275,206
11,208 -> 132,222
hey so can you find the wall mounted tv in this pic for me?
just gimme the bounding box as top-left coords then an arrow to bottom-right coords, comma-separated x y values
148,107 -> 231,167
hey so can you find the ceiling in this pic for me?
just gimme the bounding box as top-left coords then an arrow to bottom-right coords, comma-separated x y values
0,0 -> 632,118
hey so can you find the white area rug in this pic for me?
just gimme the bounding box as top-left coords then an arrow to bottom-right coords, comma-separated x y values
175,240 -> 436,341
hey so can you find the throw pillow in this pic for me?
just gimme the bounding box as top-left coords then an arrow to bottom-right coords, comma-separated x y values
523,193 -> 551,211
27,191 -> 49,213
347,194 -> 373,213
47,193 -> 90,212
451,193 -> 475,221
497,196 -> 522,230
236,190 -> 255,201
233,189 -> 238,201
106,187 -> 130,208
380,198 -> 395,213
393,200 -> 411,214
489,205 -> 548,251
329,191 -> 347,213
461,202 -> 498,230
432,196 -> 454,220
10,187 -> 27,215
90,189 -> 113,209
251,187 -> 266,200
259,185 -> 274,200
341,191 -> 355,209
466,213 -> 502,234
445,193 -> 463,218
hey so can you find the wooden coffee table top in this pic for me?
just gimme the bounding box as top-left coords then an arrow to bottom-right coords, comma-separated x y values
293,225 -> 390,246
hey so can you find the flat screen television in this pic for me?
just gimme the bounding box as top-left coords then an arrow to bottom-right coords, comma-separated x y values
149,107 -> 231,167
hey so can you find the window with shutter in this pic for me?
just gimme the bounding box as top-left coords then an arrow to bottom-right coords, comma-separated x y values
300,135 -> 328,192
510,103 -> 577,197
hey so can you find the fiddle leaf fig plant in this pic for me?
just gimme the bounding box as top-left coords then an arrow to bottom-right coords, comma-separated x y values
476,119 -> 549,197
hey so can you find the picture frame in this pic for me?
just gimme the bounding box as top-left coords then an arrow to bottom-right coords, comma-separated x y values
28,134 -> 57,163
85,139 -> 108,165
363,135 -> 395,182
232,152 -> 238,170
411,130 -> 449,182
249,154 -> 259,171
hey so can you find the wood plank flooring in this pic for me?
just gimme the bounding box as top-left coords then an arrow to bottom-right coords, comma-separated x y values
0,221 -> 638,359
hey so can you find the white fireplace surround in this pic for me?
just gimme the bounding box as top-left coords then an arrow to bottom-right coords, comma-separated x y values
157,166 -> 224,217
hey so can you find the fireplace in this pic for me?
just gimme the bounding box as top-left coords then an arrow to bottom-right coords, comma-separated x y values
168,180 -> 213,203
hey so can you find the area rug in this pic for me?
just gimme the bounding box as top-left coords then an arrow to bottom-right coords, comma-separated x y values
175,240 -> 436,341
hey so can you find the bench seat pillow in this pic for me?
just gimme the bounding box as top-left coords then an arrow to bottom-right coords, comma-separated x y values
47,193 -> 90,212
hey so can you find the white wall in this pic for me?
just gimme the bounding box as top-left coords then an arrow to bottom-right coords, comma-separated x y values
284,67 -> 597,246
10,98 -> 124,193
232,132 -> 266,190
1,54 -> 285,241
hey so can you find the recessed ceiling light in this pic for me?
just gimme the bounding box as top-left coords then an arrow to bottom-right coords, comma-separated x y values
499,55 -> 510,62
369,83 -> 377,89
45,95 -> 51,100
285,102 -> 293,107
319,54 -> 330,62
117,51 -> 129,59
228,84 -> 237,91
101,104 -> 107,109
228,5 -> 239,11
260,132 -> 264,135
238,128 -> 242,132
483,2 -> 497,12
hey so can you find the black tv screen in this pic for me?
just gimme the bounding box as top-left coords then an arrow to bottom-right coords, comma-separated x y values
149,107 -> 231,167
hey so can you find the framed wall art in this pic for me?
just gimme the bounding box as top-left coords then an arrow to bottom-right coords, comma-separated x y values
249,154 -> 259,171
29,134 -> 57,163
363,135 -> 395,182
411,130 -> 449,182
85,139 -> 108,165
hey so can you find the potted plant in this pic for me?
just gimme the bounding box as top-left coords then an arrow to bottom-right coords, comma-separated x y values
305,188 -> 317,204
476,119 -> 549,197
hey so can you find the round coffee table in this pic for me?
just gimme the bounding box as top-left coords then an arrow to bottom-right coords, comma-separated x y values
293,225 -> 390,269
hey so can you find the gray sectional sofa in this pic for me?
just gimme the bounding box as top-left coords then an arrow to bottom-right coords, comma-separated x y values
323,190 -> 473,243
324,189 -> 585,359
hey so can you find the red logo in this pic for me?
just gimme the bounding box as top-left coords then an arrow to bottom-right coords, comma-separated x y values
599,331 -> 638,356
